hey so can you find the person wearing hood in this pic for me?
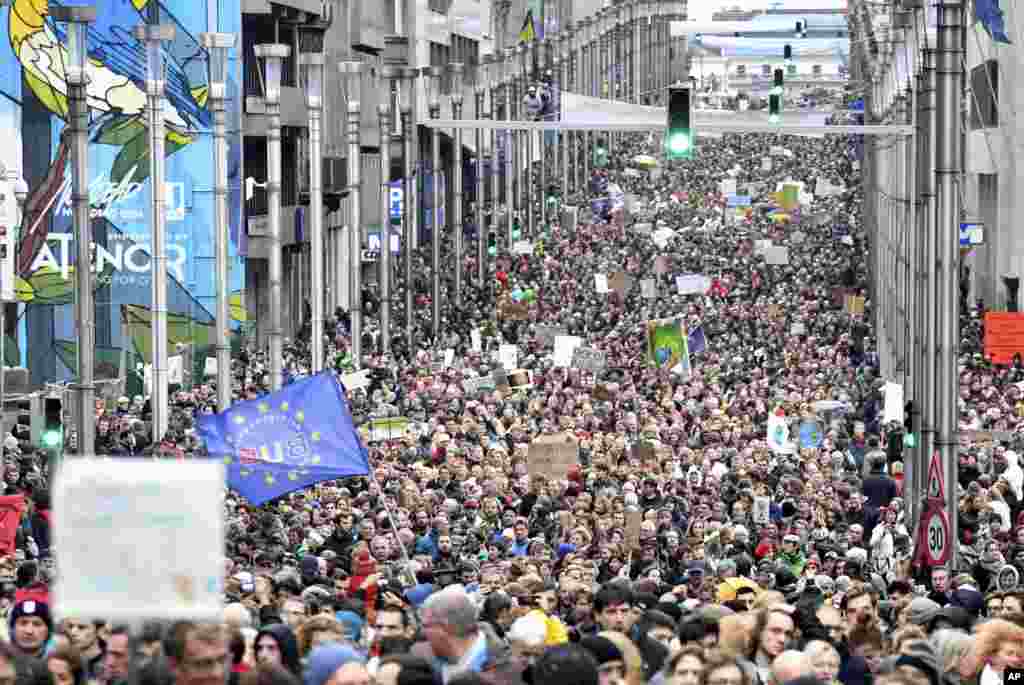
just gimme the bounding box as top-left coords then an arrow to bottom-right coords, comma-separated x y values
255,624 -> 302,678
997,451 -> 1023,513
304,645 -> 368,685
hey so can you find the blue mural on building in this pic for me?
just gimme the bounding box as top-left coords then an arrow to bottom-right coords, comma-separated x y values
1,0 -> 244,385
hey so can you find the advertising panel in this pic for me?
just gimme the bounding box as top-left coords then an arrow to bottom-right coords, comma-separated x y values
0,0 -> 245,384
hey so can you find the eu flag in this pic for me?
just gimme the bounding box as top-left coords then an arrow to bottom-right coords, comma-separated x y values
976,0 -> 1011,43
687,326 -> 707,356
198,373 -> 370,505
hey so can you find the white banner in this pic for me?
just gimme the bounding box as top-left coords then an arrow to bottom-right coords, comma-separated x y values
676,274 -> 711,295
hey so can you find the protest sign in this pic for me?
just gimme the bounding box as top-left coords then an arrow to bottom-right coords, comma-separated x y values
527,433 -> 578,479
498,344 -> 519,370
514,241 -> 534,255
168,356 -> 183,385
462,374 -> 496,396
562,206 -> 579,233
761,157 -> 772,172
765,246 -> 790,265
753,496 -> 770,525
791,322 -> 806,335
790,231 -> 806,244
625,510 -> 643,549
634,222 -> 653,236
471,329 -> 482,352
498,298 -> 531,320
608,272 -> 632,296
984,312 -> 1024,364
572,347 -> 607,373
641,279 -> 657,299
883,382 -> 903,425
204,357 -> 217,377
595,274 -> 609,293
365,418 -> 410,441
766,304 -> 782,320
844,295 -> 865,315
553,336 -> 583,368
535,325 -> 568,346
340,369 -> 372,391
676,274 -> 710,295
55,460 -> 224,621
720,178 -> 737,196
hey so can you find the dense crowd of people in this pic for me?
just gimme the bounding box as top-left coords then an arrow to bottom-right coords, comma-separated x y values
0,100 -> 1021,685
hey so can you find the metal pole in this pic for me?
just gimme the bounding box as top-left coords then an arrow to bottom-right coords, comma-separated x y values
341,62 -> 363,368
201,33 -> 234,411
136,23 -> 174,441
475,73 -> 487,288
490,79 -> 501,255
556,45 -> 566,204
504,49 -> 515,248
424,66 -> 443,341
450,63 -> 465,307
935,0 -> 962,567
919,49 -> 936,524
401,69 -> 417,353
305,54 -> 326,373
514,45 -> 525,238
378,99 -> 392,355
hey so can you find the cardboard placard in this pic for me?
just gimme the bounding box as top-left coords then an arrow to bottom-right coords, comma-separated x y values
844,295 -> 865,315
984,312 -> 1024,364
625,510 -> 643,549
527,433 -> 579,479
608,272 -> 632,296
571,346 -> 607,373
498,299 -> 531,320
766,304 -> 782,320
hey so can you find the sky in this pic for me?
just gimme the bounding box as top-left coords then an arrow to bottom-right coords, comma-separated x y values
688,0 -> 847,22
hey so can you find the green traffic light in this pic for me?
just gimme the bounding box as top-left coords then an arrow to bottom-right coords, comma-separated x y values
668,132 -> 692,154
904,433 -> 917,448
769,113 -> 780,124
42,430 -> 61,448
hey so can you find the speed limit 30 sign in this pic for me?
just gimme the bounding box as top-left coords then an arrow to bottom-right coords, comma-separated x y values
922,507 -> 951,567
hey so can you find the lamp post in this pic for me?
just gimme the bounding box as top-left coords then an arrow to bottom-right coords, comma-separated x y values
448,63 -> 465,308
399,67 -> 418,352
339,62 -> 364,367
557,31 -> 568,203
502,47 -> 515,248
520,42 -> 533,238
476,55 -> 491,288
300,23 -> 327,373
514,43 -> 527,238
581,19 -> 592,183
422,66 -> 443,341
133,21 -> 175,442
199,31 -> 235,411
378,63 -> 400,356
489,53 -> 504,253
50,6 -> 96,455
254,43 -> 290,388
0,162 -> 27,445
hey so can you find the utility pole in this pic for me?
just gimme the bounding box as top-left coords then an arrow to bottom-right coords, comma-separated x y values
935,0 -> 962,568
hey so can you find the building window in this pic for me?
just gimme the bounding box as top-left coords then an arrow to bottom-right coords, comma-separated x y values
736,64 -> 746,77
761,64 -> 771,76
970,59 -> 998,129
430,41 -> 452,93
812,64 -> 823,76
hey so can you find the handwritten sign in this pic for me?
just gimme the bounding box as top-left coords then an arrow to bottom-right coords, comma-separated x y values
625,510 -> 643,549
498,344 -> 519,371
984,312 -> 1024,364
528,433 -> 578,478
844,295 -> 865,315
595,274 -> 609,293
572,346 -> 607,373
54,460 -> 224,621
553,336 -> 583,368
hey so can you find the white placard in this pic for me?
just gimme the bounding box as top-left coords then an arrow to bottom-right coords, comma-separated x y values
676,274 -> 710,296
553,336 -> 583,368
595,274 -> 609,293
791,322 -> 806,335
203,357 -> 217,377
498,344 -> 518,371
884,382 -> 904,425
719,178 -> 737,196
444,349 -> 455,367
168,355 -> 183,385
753,496 -> 770,525
471,329 -> 482,352
54,460 -> 225,621
514,241 -> 534,255
765,246 -> 790,265
641,279 -> 657,299
340,369 -> 372,391
761,157 -> 772,172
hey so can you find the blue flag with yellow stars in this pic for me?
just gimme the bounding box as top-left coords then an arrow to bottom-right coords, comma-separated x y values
198,372 -> 370,505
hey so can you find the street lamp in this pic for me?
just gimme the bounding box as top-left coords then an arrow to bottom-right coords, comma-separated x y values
422,65 -> 443,342
476,54 -> 492,288
448,62 -> 465,308
253,42 -> 290,389
338,61 -> 364,367
133,21 -> 175,443
501,47 -> 515,248
199,31 -> 236,412
515,43 -> 528,237
50,4 -> 96,456
399,67 -> 418,353
299,14 -> 327,371
376,59 -> 400,355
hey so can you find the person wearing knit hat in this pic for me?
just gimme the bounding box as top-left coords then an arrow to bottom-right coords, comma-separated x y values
905,597 -> 942,628
10,598 -> 51,658
304,644 -> 367,685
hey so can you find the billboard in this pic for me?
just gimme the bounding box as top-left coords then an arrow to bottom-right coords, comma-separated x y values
0,0 -> 245,385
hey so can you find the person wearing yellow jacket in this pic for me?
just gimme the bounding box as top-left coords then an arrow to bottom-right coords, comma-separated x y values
526,581 -> 569,646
